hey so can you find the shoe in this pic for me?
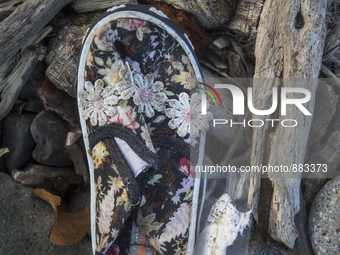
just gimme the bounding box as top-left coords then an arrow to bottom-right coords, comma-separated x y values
77,4 -> 211,255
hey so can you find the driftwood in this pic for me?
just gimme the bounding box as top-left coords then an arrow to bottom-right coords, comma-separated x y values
248,0 -> 328,249
227,0 -> 264,37
302,130 -> 340,204
12,163 -> 83,193
73,0 -> 137,13
0,47 -> 46,121
0,0 -> 70,64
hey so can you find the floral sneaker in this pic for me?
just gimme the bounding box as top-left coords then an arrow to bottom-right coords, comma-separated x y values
77,4 -> 212,255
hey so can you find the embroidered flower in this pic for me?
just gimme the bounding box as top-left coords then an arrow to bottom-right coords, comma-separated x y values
165,92 -> 212,138
134,73 -> 168,118
94,23 -> 119,51
81,79 -> 119,126
171,55 -> 196,89
107,105 -> 140,131
117,18 -> 151,41
141,126 -> 154,151
116,63 -> 141,105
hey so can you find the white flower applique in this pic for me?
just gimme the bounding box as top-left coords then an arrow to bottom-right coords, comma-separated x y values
165,92 -> 213,138
80,79 -> 119,126
134,73 -> 168,118
116,63 -> 142,106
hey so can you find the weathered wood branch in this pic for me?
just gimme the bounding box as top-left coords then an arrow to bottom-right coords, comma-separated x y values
0,47 -> 46,121
12,163 -> 83,192
248,0 -> 328,249
0,0 -> 69,64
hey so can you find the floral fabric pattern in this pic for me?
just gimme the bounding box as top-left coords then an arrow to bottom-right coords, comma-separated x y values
80,6 -> 212,255
92,141 -> 136,254
138,155 -> 194,255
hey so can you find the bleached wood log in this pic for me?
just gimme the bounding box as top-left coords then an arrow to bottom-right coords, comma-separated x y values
248,0 -> 328,249
0,0 -> 69,64
0,47 -> 46,121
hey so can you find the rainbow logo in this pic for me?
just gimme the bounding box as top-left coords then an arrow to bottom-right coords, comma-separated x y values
198,82 -> 223,107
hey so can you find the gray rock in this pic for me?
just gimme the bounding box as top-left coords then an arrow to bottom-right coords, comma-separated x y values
308,176 -> 340,255
18,61 -> 43,101
2,113 -> 36,173
0,172 -> 92,255
247,227 -> 280,255
31,110 -> 72,166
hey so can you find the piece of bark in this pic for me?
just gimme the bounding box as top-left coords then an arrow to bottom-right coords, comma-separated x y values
212,37 -> 230,50
65,132 -> 89,185
206,50 -> 228,70
72,0 -> 137,12
302,130 -> 340,205
0,47 -> 46,122
46,12 -> 101,98
308,81 -> 338,143
227,0 -> 264,37
248,0 -> 328,249
227,50 -> 250,78
0,0 -> 70,64
12,163 -> 83,193
146,0 -> 236,29
150,2 -> 212,59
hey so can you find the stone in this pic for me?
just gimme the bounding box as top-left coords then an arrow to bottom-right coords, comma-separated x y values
309,176 -> 340,255
18,61 -> 43,101
36,75 -> 80,131
0,172 -> 92,255
31,110 -> 72,167
2,113 -> 36,174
